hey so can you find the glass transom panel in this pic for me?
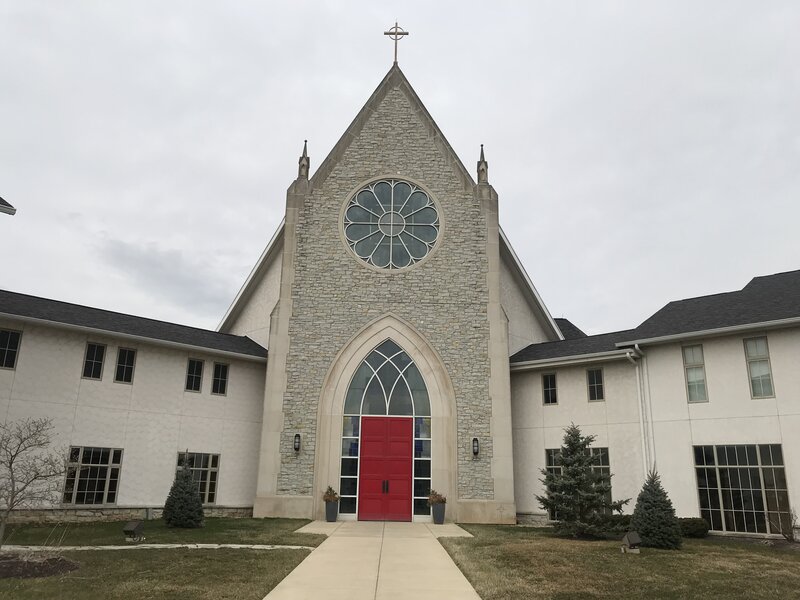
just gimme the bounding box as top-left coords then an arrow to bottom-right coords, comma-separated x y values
344,179 -> 440,269
343,340 -> 431,416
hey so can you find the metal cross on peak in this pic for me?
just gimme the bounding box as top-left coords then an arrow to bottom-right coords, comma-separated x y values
383,21 -> 409,65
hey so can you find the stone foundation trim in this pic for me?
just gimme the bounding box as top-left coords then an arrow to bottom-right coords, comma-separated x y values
253,495 -> 313,519
7,506 -> 253,524
456,500 -> 516,524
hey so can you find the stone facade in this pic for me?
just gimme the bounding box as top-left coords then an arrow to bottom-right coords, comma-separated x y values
276,77 -> 495,501
8,506 -> 253,524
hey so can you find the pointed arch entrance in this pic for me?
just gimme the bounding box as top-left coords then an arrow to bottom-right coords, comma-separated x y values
341,340 -> 431,520
314,314 -> 457,522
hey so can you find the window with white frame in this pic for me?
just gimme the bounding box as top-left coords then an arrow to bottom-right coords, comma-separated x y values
683,345 -> 708,403
186,358 -> 204,392
694,444 -> 791,535
587,368 -> 604,401
82,343 -> 105,379
176,452 -> 219,504
114,348 -> 136,383
744,337 -> 774,398
63,446 -> 122,505
0,329 -> 21,369
542,373 -> 557,405
212,362 -> 228,395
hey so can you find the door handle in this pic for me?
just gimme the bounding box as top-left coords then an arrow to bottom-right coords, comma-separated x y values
386,480 -> 390,494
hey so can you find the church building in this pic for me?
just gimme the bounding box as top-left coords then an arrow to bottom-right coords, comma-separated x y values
1,62 -> 797,535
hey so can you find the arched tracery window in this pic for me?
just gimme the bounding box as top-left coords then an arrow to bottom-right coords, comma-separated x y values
339,339 -> 432,517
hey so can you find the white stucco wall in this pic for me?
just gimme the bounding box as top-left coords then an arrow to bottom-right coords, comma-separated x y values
0,318 -> 266,508
643,327 -> 800,522
500,255 -> 552,354
511,359 -> 644,516
223,247 -> 283,348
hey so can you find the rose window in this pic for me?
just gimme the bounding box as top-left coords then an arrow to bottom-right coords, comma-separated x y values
343,179 -> 440,269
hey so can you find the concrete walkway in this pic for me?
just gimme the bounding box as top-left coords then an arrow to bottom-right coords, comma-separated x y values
263,521 -> 481,600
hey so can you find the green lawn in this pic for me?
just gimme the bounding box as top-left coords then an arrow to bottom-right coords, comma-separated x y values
2,517 -> 324,548
441,525 -> 800,600
0,518 -> 323,599
0,548 -> 308,599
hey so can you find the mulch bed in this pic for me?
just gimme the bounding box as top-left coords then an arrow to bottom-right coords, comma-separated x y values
0,554 -> 79,578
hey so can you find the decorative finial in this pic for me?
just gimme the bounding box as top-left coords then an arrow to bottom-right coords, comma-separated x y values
298,140 -> 310,179
477,144 -> 488,184
383,22 -> 409,65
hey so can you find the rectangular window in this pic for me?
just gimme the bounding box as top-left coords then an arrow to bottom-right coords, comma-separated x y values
694,444 -> 791,535
114,348 -> 136,383
683,344 -> 708,402
212,362 -> 228,395
542,373 -> 557,405
545,447 -> 612,518
744,337 -> 774,398
186,359 -> 204,392
0,329 -> 21,369
339,416 -> 360,515
63,446 -> 123,505
82,343 -> 106,379
176,452 -> 219,504
587,368 -> 604,401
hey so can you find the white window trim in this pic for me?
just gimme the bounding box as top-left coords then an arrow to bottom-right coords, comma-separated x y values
211,362 -> 229,396
542,372 -> 557,405
81,342 -> 107,381
682,344 -> 709,403
185,358 -> 204,393
744,336 -> 775,399
0,328 -> 22,371
113,347 -> 137,385
586,367 -> 605,402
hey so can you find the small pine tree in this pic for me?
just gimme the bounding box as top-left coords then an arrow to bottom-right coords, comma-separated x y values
630,471 -> 682,549
536,424 -> 628,537
163,459 -> 204,528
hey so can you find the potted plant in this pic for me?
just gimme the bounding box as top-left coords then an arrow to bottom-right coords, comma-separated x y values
428,489 -> 447,525
323,486 -> 339,523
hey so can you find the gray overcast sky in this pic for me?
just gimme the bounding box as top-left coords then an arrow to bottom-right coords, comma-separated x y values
1,1 -> 798,335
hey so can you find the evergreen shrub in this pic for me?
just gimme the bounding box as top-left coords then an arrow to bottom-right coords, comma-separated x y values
163,462 -> 204,528
630,471 -> 682,549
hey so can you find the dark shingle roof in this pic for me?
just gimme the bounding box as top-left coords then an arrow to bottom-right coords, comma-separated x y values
0,196 -> 16,214
554,318 -> 587,340
0,289 -> 267,359
626,269 -> 800,341
511,329 -> 635,363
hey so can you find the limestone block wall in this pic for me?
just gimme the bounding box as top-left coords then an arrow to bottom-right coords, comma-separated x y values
511,359 -> 644,516
277,82 -> 495,500
0,318 -> 266,510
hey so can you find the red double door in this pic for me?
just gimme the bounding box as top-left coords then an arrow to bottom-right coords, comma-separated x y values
358,417 -> 413,521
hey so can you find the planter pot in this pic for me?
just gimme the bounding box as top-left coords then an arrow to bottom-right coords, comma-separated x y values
432,503 -> 445,525
325,501 -> 338,523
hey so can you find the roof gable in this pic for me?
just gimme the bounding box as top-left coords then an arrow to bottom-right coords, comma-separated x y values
310,65 -> 475,191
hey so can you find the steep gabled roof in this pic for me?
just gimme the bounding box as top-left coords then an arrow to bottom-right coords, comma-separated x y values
0,289 -> 267,359
311,64 -> 475,191
554,318 -> 587,340
0,196 -> 16,215
621,269 -> 800,343
217,219 -> 284,332
218,65 -> 563,342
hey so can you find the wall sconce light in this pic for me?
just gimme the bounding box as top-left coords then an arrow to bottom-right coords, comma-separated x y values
293,433 -> 301,452
472,437 -> 480,457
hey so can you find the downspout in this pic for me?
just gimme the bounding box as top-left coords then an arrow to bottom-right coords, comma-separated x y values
635,343 -> 656,473
626,348 -> 650,480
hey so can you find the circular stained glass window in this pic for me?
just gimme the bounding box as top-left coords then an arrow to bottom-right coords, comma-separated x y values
343,179 -> 440,269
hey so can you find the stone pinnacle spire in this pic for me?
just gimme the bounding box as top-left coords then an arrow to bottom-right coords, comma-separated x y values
298,140 -> 310,179
477,144 -> 488,184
